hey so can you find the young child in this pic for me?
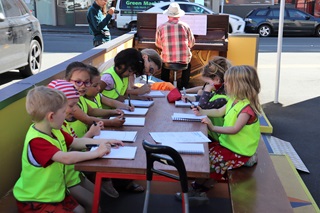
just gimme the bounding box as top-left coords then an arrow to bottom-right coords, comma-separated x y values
49,79 -> 122,201
65,61 -> 125,138
99,48 -> 162,101
13,86 -> 122,213
182,56 -> 232,141
178,65 -> 262,203
85,65 -> 134,111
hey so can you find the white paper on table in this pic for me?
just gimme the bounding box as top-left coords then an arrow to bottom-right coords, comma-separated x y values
149,131 -> 210,143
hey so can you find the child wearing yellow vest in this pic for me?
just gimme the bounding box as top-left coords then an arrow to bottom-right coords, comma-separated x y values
99,48 -> 162,102
177,65 -> 261,204
182,56 -> 232,142
65,61 -> 126,138
13,86 -> 122,213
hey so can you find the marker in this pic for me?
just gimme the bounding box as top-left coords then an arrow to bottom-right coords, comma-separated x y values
93,121 -> 97,126
146,75 -> 149,84
128,94 -> 132,107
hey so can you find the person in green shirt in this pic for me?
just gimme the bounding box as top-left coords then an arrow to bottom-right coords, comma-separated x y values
87,0 -> 115,47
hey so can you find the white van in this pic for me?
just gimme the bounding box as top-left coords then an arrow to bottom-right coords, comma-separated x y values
113,0 -> 188,30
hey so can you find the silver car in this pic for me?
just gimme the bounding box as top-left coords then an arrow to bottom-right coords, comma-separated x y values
0,0 -> 43,77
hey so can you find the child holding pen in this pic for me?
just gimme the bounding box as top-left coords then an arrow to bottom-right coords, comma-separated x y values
182,56 -> 232,141
64,61 -> 125,138
13,86 -> 122,213
99,48 -> 162,102
177,65 -> 261,203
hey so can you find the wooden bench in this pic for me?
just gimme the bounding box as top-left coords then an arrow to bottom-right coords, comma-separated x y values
227,137 -> 293,213
0,190 -> 18,213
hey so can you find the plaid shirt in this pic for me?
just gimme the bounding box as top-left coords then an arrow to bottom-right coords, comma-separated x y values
156,17 -> 195,64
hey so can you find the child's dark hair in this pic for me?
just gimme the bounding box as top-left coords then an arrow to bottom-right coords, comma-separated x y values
202,56 -> 231,83
65,61 -> 90,81
87,64 -> 100,78
114,48 -> 144,76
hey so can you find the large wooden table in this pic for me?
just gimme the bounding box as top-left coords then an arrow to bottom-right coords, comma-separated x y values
74,93 -> 210,213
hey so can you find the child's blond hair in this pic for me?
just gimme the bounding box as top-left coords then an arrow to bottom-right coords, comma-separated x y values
201,56 -> 232,82
224,65 -> 261,115
26,86 -> 67,122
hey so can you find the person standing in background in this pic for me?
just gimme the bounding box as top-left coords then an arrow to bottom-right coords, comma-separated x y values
156,2 -> 195,89
87,0 -> 115,47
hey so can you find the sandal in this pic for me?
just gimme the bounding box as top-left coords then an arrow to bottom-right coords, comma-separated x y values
125,181 -> 145,193
191,181 -> 212,192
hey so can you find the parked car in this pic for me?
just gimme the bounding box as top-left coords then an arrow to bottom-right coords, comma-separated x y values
244,7 -> 320,37
114,0 -> 189,30
64,0 -> 92,11
143,2 -> 245,33
0,0 -> 43,77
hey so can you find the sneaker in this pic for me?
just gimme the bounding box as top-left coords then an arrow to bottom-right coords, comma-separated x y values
101,180 -> 119,198
244,153 -> 258,167
175,188 -> 209,206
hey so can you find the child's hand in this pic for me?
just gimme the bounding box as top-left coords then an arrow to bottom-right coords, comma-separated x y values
96,142 -> 111,158
127,104 -> 135,112
108,139 -> 124,148
110,116 -> 125,127
139,84 -> 151,94
88,121 -> 104,137
204,83 -> 215,92
192,106 -> 202,116
138,96 -> 153,101
114,109 -> 124,116
181,95 -> 195,103
201,117 -> 215,131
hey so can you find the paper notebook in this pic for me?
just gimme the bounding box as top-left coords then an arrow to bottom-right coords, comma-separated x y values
90,146 -> 137,160
175,100 -> 199,108
122,108 -> 149,116
139,90 -> 165,98
149,131 -> 210,143
110,117 -> 145,126
94,130 -> 138,143
160,142 -> 204,155
171,113 -> 207,122
124,99 -> 154,108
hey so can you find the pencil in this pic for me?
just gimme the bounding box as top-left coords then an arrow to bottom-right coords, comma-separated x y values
128,94 -> 132,107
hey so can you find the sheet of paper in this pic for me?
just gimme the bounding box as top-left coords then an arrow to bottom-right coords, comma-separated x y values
122,108 -> 149,116
124,99 -> 154,108
91,146 -> 137,160
156,14 -> 207,35
110,117 -> 145,126
160,142 -> 205,155
175,100 -> 199,107
94,130 -> 138,143
171,113 -> 207,121
139,90 -> 165,98
149,131 -> 210,143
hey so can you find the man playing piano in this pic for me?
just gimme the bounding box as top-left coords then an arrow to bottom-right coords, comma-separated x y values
155,3 -> 195,89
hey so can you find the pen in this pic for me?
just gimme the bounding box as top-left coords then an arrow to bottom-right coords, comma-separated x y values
146,75 -> 149,85
187,98 -> 198,110
182,87 -> 187,103
93,121 -> 97,126
128,94 -> 132,107
86,144 -> 116,148
202,83 -> 208,90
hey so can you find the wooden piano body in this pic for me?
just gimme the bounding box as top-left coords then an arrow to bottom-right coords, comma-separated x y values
134,13 -> 230,79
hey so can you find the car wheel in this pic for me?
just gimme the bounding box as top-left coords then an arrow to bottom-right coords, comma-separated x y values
229,25 -> 232,33
258,25 -> 272,37
19,40 -> 42,77
315,25 -> 320,37
128,22 -> 137,31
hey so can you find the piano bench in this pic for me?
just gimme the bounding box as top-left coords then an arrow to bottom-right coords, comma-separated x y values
163,63 -> 189,88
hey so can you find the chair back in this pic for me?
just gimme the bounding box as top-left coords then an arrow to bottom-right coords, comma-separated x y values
142,140 -> 188,193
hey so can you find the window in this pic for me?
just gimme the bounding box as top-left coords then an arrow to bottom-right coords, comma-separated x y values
2,0 -> 22,17
269,9 -> 280,18
288,9 -> 306,19
256,9 -> 268,16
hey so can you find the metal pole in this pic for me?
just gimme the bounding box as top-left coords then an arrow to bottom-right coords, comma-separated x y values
274,0 -> 285,103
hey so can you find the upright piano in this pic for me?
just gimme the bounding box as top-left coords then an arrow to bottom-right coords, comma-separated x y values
134,13 -> 230,78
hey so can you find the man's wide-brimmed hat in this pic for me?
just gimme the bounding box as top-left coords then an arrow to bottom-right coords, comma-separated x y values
163,3 -> 185,17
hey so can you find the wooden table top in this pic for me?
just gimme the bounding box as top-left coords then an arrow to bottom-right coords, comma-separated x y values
75,93 -> 210,179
